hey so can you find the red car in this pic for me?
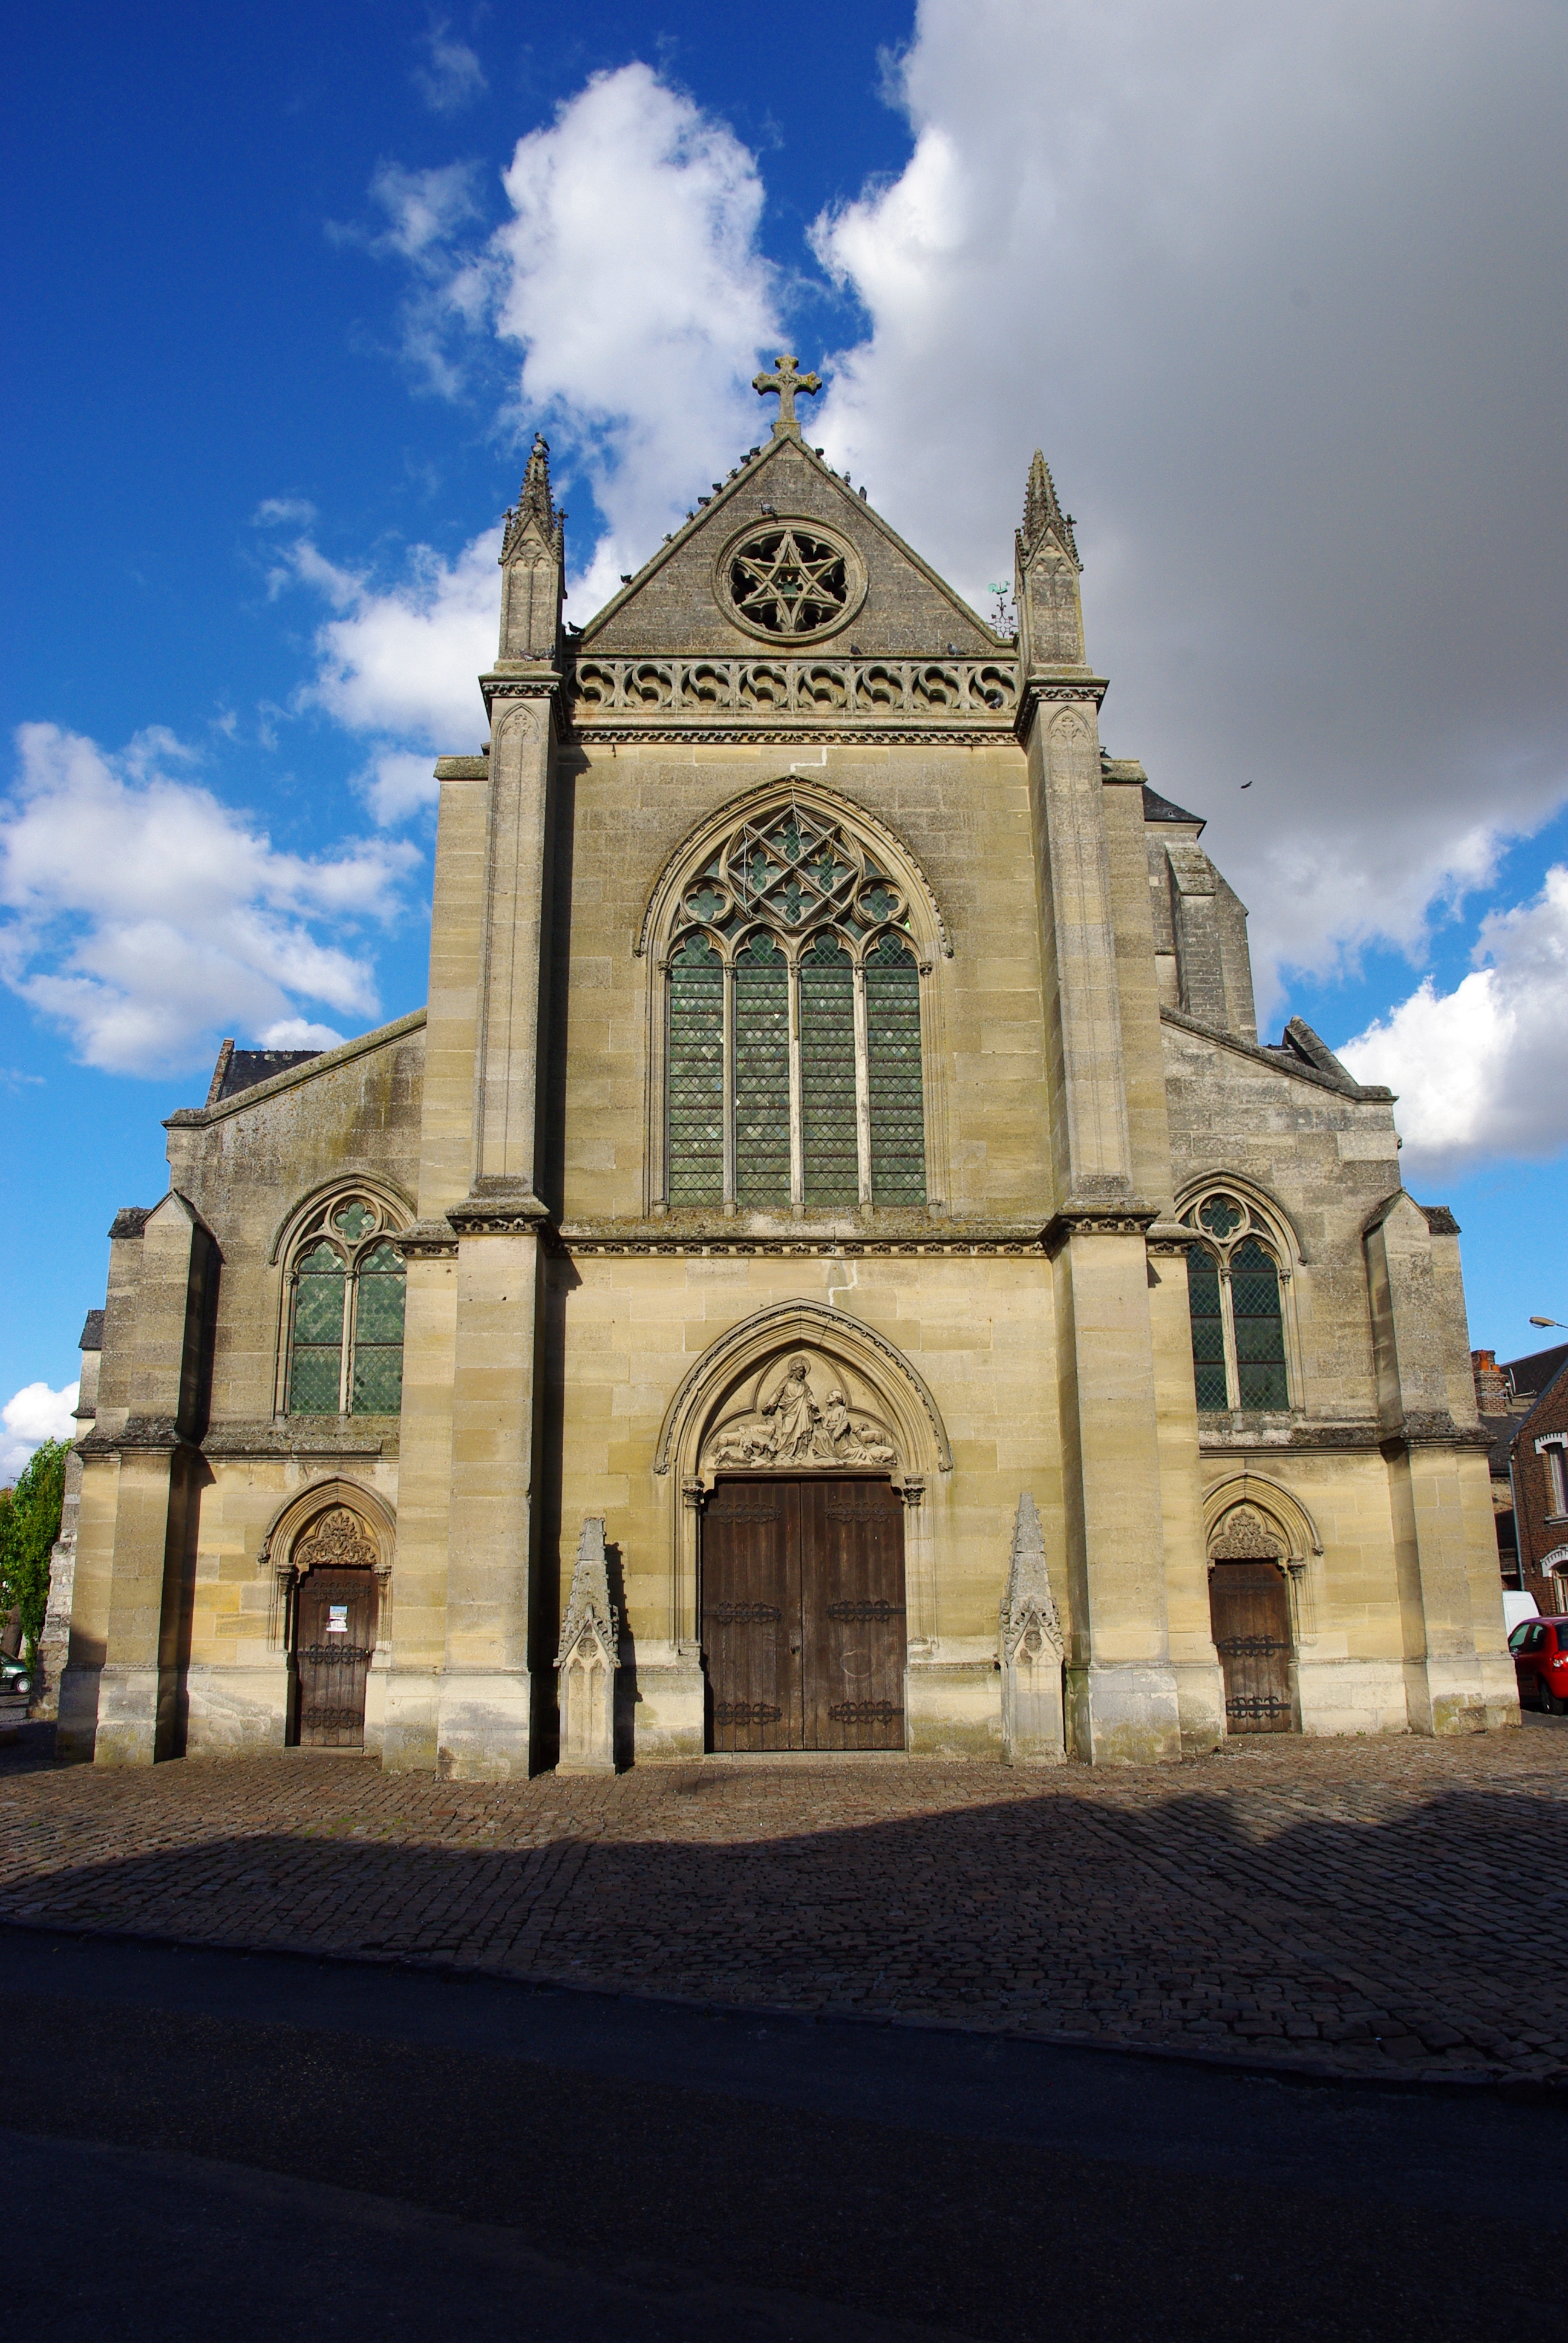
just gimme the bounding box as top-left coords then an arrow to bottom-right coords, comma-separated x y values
1509,1615 -> 1568,1714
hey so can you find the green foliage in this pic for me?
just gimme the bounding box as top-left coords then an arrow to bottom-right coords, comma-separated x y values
0,1438 -> 68,1663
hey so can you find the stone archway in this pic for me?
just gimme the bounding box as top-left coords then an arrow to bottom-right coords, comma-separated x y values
257,1481 -> 395,1751
1206,1500 -> 1296,1735
655,1301 -> 952,1712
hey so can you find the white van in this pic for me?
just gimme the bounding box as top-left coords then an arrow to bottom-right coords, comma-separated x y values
1503,1589 -> 1541,1633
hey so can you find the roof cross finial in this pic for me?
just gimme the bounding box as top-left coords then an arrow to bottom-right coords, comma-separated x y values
753,353 -> 822,437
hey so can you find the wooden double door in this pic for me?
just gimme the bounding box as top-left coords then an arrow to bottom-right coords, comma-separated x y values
292,1565 -> 378,1749
1209,1561 -> 1295,1733
702,1476 -> 907,1752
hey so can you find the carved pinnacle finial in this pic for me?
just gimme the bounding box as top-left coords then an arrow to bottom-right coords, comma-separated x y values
501,433 -> 558,563
1000,1492 -> 1062,1660
1020,450 -> 1080,570
753,354 -> 822,437
555,1515 -> 619,1668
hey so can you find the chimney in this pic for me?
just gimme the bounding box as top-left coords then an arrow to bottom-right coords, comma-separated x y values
1471,1349 -> 1508,1415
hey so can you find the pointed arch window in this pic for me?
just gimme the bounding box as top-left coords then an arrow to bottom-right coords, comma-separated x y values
286,1195 -> 407,1417
1181,1191 -> 1289,1413
662,802 -> 927,1211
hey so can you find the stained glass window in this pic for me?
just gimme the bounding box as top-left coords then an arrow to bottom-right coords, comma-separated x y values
865,937 -> 926,1204
667,935 -> 724,1205
1187,1248 -> 1229,1412
286,1196 -> 406,1417
734,933 -> 791,1205
289,1242 -> 346,1415
1181,1192 -> 1290,1414
1230,1238 -> 1289,1410
800,933 -> 858,1204
664,802 -> 929,1211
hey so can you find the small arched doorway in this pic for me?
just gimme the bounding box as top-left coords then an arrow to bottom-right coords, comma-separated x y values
1208,1504 -> 1296,1734
287,1507 -> 382,1749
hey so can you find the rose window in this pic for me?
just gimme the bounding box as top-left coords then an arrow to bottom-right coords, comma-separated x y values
723,525 -> 857,639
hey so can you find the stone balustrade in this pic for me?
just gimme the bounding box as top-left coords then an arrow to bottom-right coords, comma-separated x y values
566,654 -> 1020,729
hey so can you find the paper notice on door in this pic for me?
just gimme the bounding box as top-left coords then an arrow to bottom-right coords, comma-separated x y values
327,1605 -> 348,1634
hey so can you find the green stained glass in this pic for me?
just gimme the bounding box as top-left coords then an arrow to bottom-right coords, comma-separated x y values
289,1242 -> 345,1414
735,934 -> 790,1204
352,1342 -> 403,1415
354,1245 -> 405,1341
1232,1238 -> 1288,1409
865,936 -> 925,1204
1198,1193 -> 1244,1239
334,1202 -> 377,1242
1187,1247 -> 1229,1411
800,934 -> 857,1205
667,936 -> 724,1205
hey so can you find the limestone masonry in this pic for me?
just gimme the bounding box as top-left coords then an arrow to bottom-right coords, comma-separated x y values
58,374 -> 1515,1775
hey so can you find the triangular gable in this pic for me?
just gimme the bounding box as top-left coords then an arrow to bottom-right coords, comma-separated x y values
578,434 -> 1001,659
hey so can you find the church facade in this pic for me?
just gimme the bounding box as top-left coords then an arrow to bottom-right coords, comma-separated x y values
59,369 -> 1517,1774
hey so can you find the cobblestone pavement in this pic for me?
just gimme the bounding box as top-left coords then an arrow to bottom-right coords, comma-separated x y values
2,1726 -> 1565,2084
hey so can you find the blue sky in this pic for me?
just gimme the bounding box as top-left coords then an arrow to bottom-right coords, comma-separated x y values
4,0 -> 1567,1460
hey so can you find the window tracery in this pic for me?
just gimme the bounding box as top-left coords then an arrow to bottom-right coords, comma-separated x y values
664,801 -> 927,1211
1181,1190 -> 1289,1413
285,1193 -> 407,1417
720,522 -> 862,640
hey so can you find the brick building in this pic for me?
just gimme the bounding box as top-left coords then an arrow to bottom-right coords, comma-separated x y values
1475,1344 -> 1568,1615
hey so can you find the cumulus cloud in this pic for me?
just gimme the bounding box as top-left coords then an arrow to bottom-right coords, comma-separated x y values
413,21 -> 487,115
0,725 -> 416,1075
265,529 -> 497,816
1339,867 -> 1568,1180
490,63 -> 782,609
2,1380 -> 78,1480
808,0 -> 1568,1011
260,1017 -> 345,1050
357,64 -> 782,612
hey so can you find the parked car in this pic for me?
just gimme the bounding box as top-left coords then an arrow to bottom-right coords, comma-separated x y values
0,1654 -> 31,1744
1509,1616 -> 1568,1714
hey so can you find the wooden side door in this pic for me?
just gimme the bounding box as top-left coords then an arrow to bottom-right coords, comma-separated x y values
294,1565 -> 378,1749
1209,1560 -> 1293,1734
800,1477 -> 906,1751
702,1480 -> 803,1752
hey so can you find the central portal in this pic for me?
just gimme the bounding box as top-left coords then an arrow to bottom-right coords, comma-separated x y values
701,1475 -> 907,1752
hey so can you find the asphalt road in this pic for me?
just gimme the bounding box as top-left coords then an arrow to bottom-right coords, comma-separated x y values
0,1922 -> 1560,2341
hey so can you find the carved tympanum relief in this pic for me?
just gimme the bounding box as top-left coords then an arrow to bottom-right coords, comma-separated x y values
1209,1503 -> 1286,1563
292,1506 -> 382,1576
703,1352 -> 899,1473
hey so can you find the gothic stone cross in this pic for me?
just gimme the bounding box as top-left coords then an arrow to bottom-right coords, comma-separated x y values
753,354 -> 822,435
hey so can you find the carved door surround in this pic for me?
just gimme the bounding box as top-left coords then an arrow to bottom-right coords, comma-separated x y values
655,1300 -> 950,1659
257,1481 -> 396,1748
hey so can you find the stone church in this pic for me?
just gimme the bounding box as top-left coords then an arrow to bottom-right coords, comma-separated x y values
59,360 -> 1517,1775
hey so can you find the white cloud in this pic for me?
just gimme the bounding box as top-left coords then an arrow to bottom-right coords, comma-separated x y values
806,0 -> 1568,1012
266,531 -> 495,816
260,1017 -> 345,1050
491,64 -> 781,608
413,22 -> 487,115
0,724 -> 417,1075
2,1380 -> 78,1480
1340,867 -> 1568,1178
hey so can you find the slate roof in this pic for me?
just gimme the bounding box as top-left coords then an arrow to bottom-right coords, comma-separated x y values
1141,783 -> 1205,829
78,1309 -> 105,1352
207,1043 -> 324,1106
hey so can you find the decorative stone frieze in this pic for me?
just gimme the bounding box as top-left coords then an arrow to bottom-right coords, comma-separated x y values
566,654 -> 1019,732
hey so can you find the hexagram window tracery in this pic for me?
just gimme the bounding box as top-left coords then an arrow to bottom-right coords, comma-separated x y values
665,804 -> 926,1211
725,525 -> 852,638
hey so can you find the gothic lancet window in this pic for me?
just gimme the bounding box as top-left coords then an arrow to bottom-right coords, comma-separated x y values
286,1195 -> 407,1417
663,802 -> 928,1210
1181,1191 -> 1289,1413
